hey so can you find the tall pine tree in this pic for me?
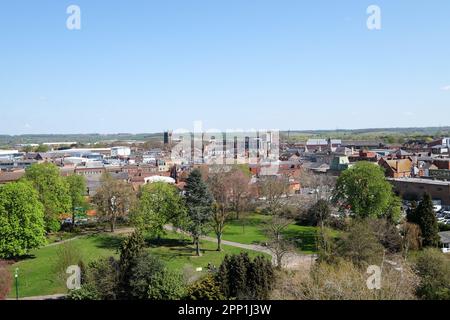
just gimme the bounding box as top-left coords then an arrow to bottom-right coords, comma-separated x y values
414,194 -> 439,247
184,169 -> 213,256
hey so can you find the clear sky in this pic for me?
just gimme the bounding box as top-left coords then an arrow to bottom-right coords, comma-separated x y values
1,0 -> 449,134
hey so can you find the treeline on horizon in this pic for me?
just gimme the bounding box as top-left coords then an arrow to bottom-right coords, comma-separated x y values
1,126 -> 449,147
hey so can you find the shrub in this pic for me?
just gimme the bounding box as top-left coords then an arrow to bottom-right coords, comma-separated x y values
128,252 -> 185,300
415,248 -> 450,300
54,242 -> 83,281
272,259 -> 418,300
216,253 -> 275,300
336,219 -> 385,267
186,275 -> 225,300
81,257 -> 119,300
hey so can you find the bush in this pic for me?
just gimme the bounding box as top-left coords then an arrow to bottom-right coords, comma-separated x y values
186,275 -> 225,300
336,219 -> 385,267
54,242 -> 83,281
78,257 -> 119,300
368,218 -> 402,253
216,253 -> 275,300
128,252 -> 185,300
67,284 -> 100,300
272,259 -> 418,300
302,200 -> 331,226
415,248 -> 450,300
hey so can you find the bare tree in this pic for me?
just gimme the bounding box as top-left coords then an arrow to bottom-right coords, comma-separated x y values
265,215 -> 294,268
207,168 -> 232,251
93,173 -> 135,232
258,176 -> 289,215
228,167 -> 251,220
400,222 -> 422,260
299,169 -> 336,201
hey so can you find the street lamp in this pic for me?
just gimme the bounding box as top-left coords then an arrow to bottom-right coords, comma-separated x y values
14,267 -> 19,300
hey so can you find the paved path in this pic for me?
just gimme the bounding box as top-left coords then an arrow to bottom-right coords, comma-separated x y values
44,227 -> 135,247
45,226 -> 315,269
163,225 -> 316,269
7,294 -> 66,301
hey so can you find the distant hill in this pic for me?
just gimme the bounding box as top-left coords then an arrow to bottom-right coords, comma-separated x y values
1,126 -> 449,147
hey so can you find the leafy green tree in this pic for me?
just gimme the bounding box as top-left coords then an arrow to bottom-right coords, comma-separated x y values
93,173 -> 135,232
184,169 -> 213,256
414,193 -> 439,247
333,161 -> 401,221
415,248 -> 450,300
25,163 -> 72,232
65,174 -> 87,229
0,181 -> 46,258
131,182 -> 186,239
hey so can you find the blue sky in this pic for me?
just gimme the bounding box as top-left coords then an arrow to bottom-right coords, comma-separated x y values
1,0 -> 449,134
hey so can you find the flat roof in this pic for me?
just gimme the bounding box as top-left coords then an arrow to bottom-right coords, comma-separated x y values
388,177 -> 450,186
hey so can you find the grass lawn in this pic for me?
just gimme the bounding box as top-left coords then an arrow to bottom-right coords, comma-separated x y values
209,213 -> 340,254
8,231 -> 268,298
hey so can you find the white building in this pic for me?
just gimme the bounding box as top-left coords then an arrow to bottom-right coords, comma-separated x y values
0,150 -> 20,160
144,176 -> 175,184
111,146 -> 131,157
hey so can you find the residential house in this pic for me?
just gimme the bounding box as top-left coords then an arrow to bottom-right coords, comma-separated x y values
379,158 -> 413,178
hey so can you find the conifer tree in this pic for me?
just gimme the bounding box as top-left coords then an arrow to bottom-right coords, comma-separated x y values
184,169 -> 213,256
415,194 -> 439,247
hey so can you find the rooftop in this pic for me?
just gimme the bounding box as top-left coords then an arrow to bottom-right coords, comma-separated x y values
439,231 -> 450,244
388,177 -> 450,186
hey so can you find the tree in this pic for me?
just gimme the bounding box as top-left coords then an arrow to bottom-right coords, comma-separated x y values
186,275 -> 225,300
68,257 -> 119,300
227,167 -> 251,220
216,253 -> 275,299
207,169 -> 232,251
258,176 -> 289,214
65,174 -> 87,229
415,248 -> 450,300
93,173 -> 135,232
406,200 -> 418,224
264,215 -> 294,268
304,199 -> 331,227
0,181 -> 46,258
25,163 -> 72,232
412,193 -> 439,247
117,231 -> 146,298
184,169 -> 213,256
129,252 -> 185,300
332,161 -> 401,221
368,218 -> 403,254
299,169 -> 336,201
35,144 -> 50,153
336,219 -> 385,267
400,222 -> 422,258
131,182 -> 186,240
